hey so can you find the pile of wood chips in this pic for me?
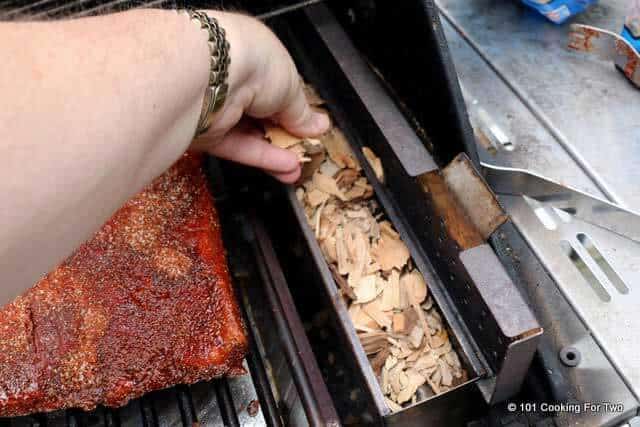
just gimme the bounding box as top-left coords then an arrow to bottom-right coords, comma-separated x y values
263,88 -> 466,411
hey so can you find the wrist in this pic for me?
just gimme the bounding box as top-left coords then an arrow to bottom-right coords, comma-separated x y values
177,10 -> 257,139
204,11 -> 254,94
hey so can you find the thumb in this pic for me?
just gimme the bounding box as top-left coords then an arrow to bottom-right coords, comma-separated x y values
273,81 -> 331,138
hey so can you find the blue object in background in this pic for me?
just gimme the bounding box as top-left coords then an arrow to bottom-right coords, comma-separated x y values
521,0 -> 597,24
622,25 -> 640,53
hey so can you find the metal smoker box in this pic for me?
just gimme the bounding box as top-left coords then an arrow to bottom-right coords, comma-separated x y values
253,1 -> 543,425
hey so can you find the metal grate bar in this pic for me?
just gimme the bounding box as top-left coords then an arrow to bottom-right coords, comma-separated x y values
69,408 -> 107,427
149,388 -> 187,427
175,386 -> 196,427
118,399 -> 144,427
65,413 -> 77,427
43,411 -> 67,427
138,398 -> 155,427
242,336 -> 281,427
213,381 -> 240,427
235,272 -> 281,427
103,409 -> 118,427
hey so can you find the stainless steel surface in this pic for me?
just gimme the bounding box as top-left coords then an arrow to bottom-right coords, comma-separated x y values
491,222 -> 639,427
460,244 -> 542,404
307,3 -> 438,177
500,194 -> 640,401
438,0 -> 640,209
483,162 -> 640,243
227,362 -> 268,427
439,0 -> 640,414
451,39 -> 603,198
569,24 -> 640,87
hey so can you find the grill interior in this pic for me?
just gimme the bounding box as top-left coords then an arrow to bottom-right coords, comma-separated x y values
0,1 -> 546,426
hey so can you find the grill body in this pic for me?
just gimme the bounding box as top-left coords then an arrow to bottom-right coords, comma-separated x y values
0,1 -> 547,426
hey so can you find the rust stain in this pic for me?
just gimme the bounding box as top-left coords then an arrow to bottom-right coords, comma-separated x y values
615,39 -> 639,81
569,26 -> 600,52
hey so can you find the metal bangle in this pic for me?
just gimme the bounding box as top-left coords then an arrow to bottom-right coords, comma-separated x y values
181,8 -> 230,137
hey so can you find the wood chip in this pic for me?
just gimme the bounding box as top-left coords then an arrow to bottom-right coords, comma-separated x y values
264,125 -> 302,149
428,369 -> 442,394
396,370 -> 426,404
363,146 -> 385,183
361,333 -> 389,355
313,172 -> 347,201
345,226 -> 369,287
400,270 -> 428,305
312,201 -> 326,238
362,298 -> 392,329
371,235 -> 410,271
335,168 -> 360,188
432,340 -> 453,358
330,264 -> 356,300
414,353 -> 438,371
380,269 -> 400,311
306,188 -> 330,207
289,143 -> 311,163
353,275 -> 380,304
321,235 -> 337,263
371,347 -> 391,375
302,138 -> 324,154
392,309 -> 417,335
345,185 -> 367,201
335,226 -> 351,276
438,358 -> 453,387
322,128 -> 360,170
366,260 -> 382,275
349,304 -> 378,330
408,325 -> 424,349
389,360 -> 407,396
445,350 -> 461,369
425,311 -> 442,334
422,297 -> 434,311
431,329 -> 448,349
319,158 -> 341,177
379,221 -> 400,240
301,150 -> 326,180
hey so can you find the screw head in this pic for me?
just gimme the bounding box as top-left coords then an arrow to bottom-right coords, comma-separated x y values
559,346 -> 581,367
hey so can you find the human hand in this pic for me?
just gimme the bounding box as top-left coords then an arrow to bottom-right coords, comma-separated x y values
190,11 -> 330,183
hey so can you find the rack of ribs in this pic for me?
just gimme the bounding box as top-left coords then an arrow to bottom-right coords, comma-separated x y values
0,153 -> 248,417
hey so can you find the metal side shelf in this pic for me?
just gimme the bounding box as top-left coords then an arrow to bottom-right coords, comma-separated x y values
437,0 -> 640,425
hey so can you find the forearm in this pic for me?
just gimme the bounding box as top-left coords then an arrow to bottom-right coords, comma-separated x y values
0,9 -> 240,301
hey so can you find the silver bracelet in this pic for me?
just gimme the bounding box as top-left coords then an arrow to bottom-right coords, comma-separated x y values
181,8 -> 230,137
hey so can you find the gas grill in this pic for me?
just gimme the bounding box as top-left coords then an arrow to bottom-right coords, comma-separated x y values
2,0 -> 638,426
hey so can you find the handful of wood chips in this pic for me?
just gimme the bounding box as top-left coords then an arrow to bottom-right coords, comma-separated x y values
264,89 -> 467,411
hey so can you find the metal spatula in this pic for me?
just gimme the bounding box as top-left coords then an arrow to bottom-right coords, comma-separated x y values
482,162 -> 640,244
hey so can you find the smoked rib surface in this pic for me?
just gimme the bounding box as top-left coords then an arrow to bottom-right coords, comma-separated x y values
0,153 -> 247,416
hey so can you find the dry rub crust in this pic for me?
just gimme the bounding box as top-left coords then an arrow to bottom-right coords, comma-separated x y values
0,153 -> 247,417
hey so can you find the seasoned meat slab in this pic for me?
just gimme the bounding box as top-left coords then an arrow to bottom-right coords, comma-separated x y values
0,153 -> 247,416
